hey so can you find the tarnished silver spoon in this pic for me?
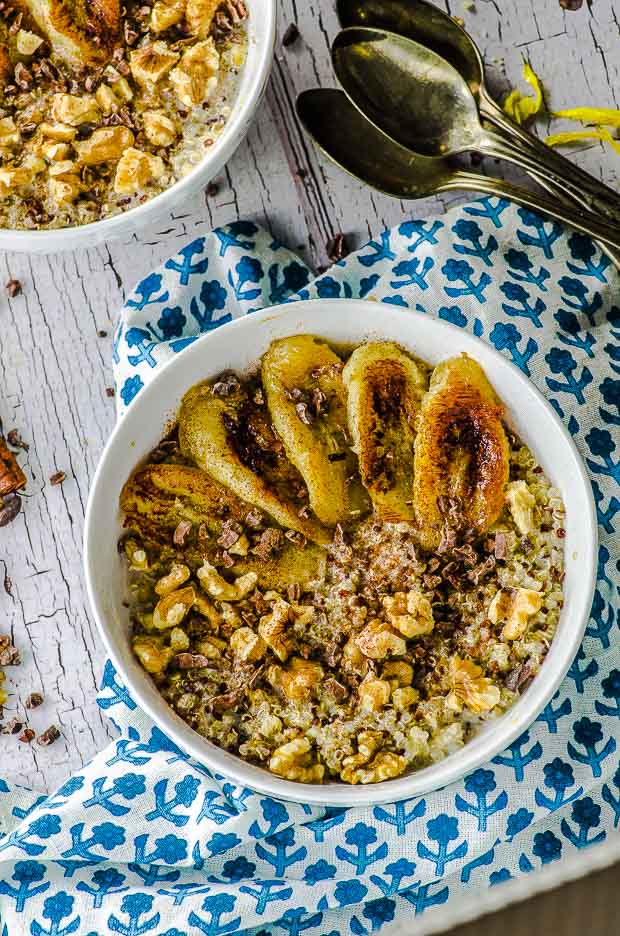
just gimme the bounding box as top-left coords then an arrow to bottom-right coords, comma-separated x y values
332,26 -> 620,232
296,88 -> 620,252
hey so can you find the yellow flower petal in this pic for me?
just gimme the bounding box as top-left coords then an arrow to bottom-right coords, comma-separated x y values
503,62 -> 544,126
545,128 -> 620,156
553,107 -> 620,128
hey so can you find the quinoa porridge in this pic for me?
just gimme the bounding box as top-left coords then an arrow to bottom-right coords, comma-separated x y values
119,336 -> 566,785
0,0 -> 247,230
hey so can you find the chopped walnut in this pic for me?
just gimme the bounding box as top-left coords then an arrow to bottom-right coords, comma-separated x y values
381,660 -> 413,687
151,0 -> 187,31
392,686 -> 419,709
358,677 -> 391,711
155,562 -> 191,596
130,42 -> 179,87
355,619 -> 406,659
143,110 -> 177,147
39,122 -> 77,142
16,29 -> 44,56
132,635 -> 174,673
114,147 -> 166,194
383,590 -> 434,638
340,730 -> 382,782
186,0 -> 220,36
170,38 -> 219,107
447,656 -> 500,714
75,126 -> 134,165
95,83 -> 119,115
0,118 -> 20,149
489,587 -> 543,640
278,657 -> 323,701
197,561 -> 257,601
506,480 -> 537,535
41,141 -> 72,162
230,626 -> 266,663
269,737 -> 324,783
51,94 -> 101,127
342,637 -> 369,677
258,598 -> 293,661
152,585 -> 196,629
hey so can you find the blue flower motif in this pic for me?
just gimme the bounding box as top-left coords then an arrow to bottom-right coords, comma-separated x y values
154,834 -> 187,864
42,892 -> 74,921
229,221 -> 258,237
427,815 -> 459,842
91,868 -> 126,888
452,219 -> 482,240
120,375 -> 144,406
555,308 -> 581,335
464,769 -> 496,796
282,261 -> 309,294
600,377 -> 620,409
55,777 -> 85,798
262,799 -> 288,826
114,774 -> 146,799
506,808 -> 534,839
442,259 -> 472,282
586,428 -> 615,458
602,669 -> 620,700
384,857 -> 417,877
571,797 -> 601,830
532,830 -> 562,864
207,832 -> 241,855
568,232 -> 596,262
175,776 -> 201,806
334,879 -> 368,906
344,823 -> 377,847
13,861 -> 46,883
222,856 -> 256,881
157,307 -> 187,339
573,717 -> 603,747
120,893 -> 154,916
363,898 -> 396,928
30,815 -> 61,839
303,859 -> 336,884
267,826 -> 295,848
315,275 -> 341,298
236,255 -> 263,283
90,822 -> 125,849
490,868 -> 512,886
505,248 -> 532,271
199,280 -> 227,313
543,758 -> 574,792
500,282 -> 529,303
439,305 -> 467,327
546,348 -> 576,375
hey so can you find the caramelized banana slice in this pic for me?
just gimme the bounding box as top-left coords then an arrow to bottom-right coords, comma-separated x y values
343,341 -> 427,522
413,354 -> 509,550
179,379 -> 329,544
262,335 -> 367,526
120,463 -> 327,589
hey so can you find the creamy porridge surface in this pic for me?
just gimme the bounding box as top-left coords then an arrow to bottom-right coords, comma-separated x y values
0,0 -> 247,230
119,338 -> 566,785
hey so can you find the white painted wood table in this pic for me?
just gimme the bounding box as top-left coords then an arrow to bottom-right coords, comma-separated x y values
1,0 -> 619,793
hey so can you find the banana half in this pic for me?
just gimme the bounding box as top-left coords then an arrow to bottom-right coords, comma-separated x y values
413,353 -> 510,550
178,377 -> 330,544
262,335 -> 368,527
343,341 -> 427,523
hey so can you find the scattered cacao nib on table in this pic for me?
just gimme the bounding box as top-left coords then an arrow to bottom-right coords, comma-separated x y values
559,0 -> 583,8
0,636 -> 21,667
37,725 -> 61,746
49,470 -> 66,486
6,429 -> 29,451
326,232 -> 350,263
26,692 -> 44,709
5,279 -> 22,298
282,23 -> 300,46
19,728 -> 36,743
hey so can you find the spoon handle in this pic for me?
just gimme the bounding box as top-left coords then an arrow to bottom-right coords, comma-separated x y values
450,173 -> 620,253
481,91 -> 620,227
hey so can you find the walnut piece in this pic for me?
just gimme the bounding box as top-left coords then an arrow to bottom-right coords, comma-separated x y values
383,590 -> 434,638
230,626 -> 266,662
447,656 -> 500,714
132,635 -> 174,673
151,0 -> 187,31
170,39 -> 219,107
47,162 -> 83,205
358,677 -> 391,711
381,660 -> 413,687
343,748 -> 406,784
258,598 -> 293,661
269,737 -> 324,783
114,147 -> 166,194
0,167 -> 33,194
41,141 -> 72,162
39,122 -> 77,142
355,619 -> 406,659
152,585 -> 196,629
143,110 -> 177,147
0,118 -> 20,149
196,561 -> 257,601
392,686 -> 419,709
51,94 -> 101,127
155,562 -> 191,596
340,730 -> 382,782
75,126 -> 135,165
95,84 -> 119,115
506,480 -> 537,535
279,657 -> 323,701
16,29 -> 44,56
186,0 -> 220,36
130,42 -> 179,86
489,586 -> 543,640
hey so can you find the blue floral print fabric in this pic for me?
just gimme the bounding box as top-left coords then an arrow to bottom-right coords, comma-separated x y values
1,199 -> 619,936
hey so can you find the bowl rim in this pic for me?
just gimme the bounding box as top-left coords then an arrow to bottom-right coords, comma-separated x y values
0,0 -> 276,249
84,298 -> 598,806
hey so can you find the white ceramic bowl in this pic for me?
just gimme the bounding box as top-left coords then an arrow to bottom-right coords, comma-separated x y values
84,299 -> 597,806
0,0 -> 276,254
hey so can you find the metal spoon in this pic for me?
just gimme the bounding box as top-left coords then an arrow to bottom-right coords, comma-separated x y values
296,88 -> 620,252
335,0 -> 620,227
332,26 -> 620,231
